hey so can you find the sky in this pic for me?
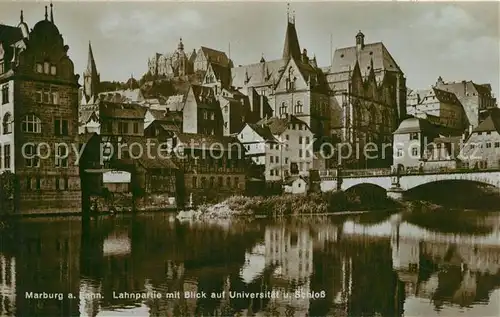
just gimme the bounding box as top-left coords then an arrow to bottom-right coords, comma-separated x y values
1,1 -> 499,96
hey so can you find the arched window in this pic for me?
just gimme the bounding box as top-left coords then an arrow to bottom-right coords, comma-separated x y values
294,101 -> 303,114
22,114 -> 42,133
2,112 -> 12,134
279,102 -> 288,117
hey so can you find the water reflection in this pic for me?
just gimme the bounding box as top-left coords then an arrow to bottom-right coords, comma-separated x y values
0,211 -> 498,316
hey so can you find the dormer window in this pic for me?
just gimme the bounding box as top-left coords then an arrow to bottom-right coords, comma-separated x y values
36,63 -> 43,73
44,62 -> 50,74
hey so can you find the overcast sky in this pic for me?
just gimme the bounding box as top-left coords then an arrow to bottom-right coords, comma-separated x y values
1,1 -> 499,96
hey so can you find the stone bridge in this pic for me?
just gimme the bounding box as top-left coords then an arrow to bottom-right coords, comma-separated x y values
318,168 -> 500,199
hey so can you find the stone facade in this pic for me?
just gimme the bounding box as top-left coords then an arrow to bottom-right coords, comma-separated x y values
0,7 -> 82,214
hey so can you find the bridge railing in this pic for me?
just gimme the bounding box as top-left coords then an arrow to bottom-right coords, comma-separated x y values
342,168 -> 392,177
318,166 -> 500,179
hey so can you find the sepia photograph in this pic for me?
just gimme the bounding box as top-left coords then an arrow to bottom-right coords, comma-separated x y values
0,0 -> 499,316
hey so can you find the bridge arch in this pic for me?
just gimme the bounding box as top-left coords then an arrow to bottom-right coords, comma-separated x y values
341,177 -> 391,191
399,171 -> 500,191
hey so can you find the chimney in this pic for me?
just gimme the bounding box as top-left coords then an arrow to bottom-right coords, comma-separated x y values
462,80 -> 467,95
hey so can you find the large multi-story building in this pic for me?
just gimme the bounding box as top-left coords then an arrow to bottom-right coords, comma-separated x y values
407,87 -> 468,133
232,14 -> 331,137
0,6 -> 82,213
147,40 -> 232,79
434,76 -> 497,128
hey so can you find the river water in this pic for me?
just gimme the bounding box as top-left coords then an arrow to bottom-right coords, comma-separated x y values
0,210 -> 499,317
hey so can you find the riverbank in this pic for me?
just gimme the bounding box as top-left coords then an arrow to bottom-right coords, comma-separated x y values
178,191 -> 403,221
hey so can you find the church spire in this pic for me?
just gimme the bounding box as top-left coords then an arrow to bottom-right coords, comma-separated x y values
83,41 -> 100,104
282,5 -> 301,60
50,1 -> 54,23
20,10 -> 23,23
44,5 -> 48,20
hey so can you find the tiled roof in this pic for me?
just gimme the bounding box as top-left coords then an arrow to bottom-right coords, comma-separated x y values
257,115 -> 309,136
99,89 -> 143,103
436,80 -> 493,98
99,102 -> 146,119
420,88 -> 462,106
175,132 -> 242,151
393,117 -> 438,134
0,24 -> 23,46
283,22 -> 301,60
473,108 -> 500,133
209,63 -> 231,87
247,123 -> 277,142
199,46 -> 230,67
79,110 -> 98,124
331,42 -> 402,75
231,59 -> 287,88
148,109 -> 167,121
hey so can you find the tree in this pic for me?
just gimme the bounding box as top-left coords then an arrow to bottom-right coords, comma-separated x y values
0,171 -> 15,200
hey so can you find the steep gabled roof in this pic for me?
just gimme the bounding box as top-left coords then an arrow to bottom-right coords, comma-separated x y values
283,21 -> 301,60
99,101 -> 146,119
473,108 -> 500,133
247,123 -> 277,142
331,42 -> 402,75
231,59 -> 287,88
199,46 -> 230,66
0,24 -> 23,47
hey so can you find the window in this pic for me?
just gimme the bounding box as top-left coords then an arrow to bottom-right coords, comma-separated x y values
270,156 -> 274,163
25,144 -> 40,168
2,112 -> 12,134
36,177 -> 41,190
201,177 -> 207,188
22,115 -> 41,133
234,177 -> 239,188
4,144 -> 10,168
299,137 -> 302,144
294,101 -> 303,114
44,62 -> 49,74
54,119 -> 69,136
55,178 -> 60,191
55,145 -> 68,168
279,102 -> 287,117
50,65 -> 57,75
486,142 -> 492,148
226,177 -> 231,187
305,137 -> 310,145
133,122 -> 139,134
36,89 -> 58,104
218,177 -> 223,187
118,122 -> 129,134
192,177 -> 197,188
495,142 -> 500,148
210,112 -> 215,120
203,111 -> 208,120
286,135 -> 289,141
299,149 -> 303,157
410,132 -> 419,140
285,158 -> 288,164
224,106 -> 228,113
275,156 -> 279,163
1,84 -> 8,104
36,63 -> 43,73
396,148 -> 403,157
209,176 -> 215,188
411,147 -> 418,156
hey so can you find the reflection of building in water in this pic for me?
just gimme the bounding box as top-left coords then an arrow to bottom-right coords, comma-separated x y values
102,232 -> 131,257
391,224 -> 420,296
240,243 -> 266,284
0,254 -> 15,316
79,279 -> 101,317
263,226 -> 313,317
389,220 -> 500,308
265,226 -> 313,283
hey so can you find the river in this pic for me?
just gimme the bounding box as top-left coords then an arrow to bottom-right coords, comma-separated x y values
0,210 -> 499,317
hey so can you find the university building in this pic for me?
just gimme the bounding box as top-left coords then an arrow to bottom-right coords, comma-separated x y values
0,5 -> 82,213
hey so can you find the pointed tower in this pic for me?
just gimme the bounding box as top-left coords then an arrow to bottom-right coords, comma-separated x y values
282,6 -> 301,60
83,41 -> 100,105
